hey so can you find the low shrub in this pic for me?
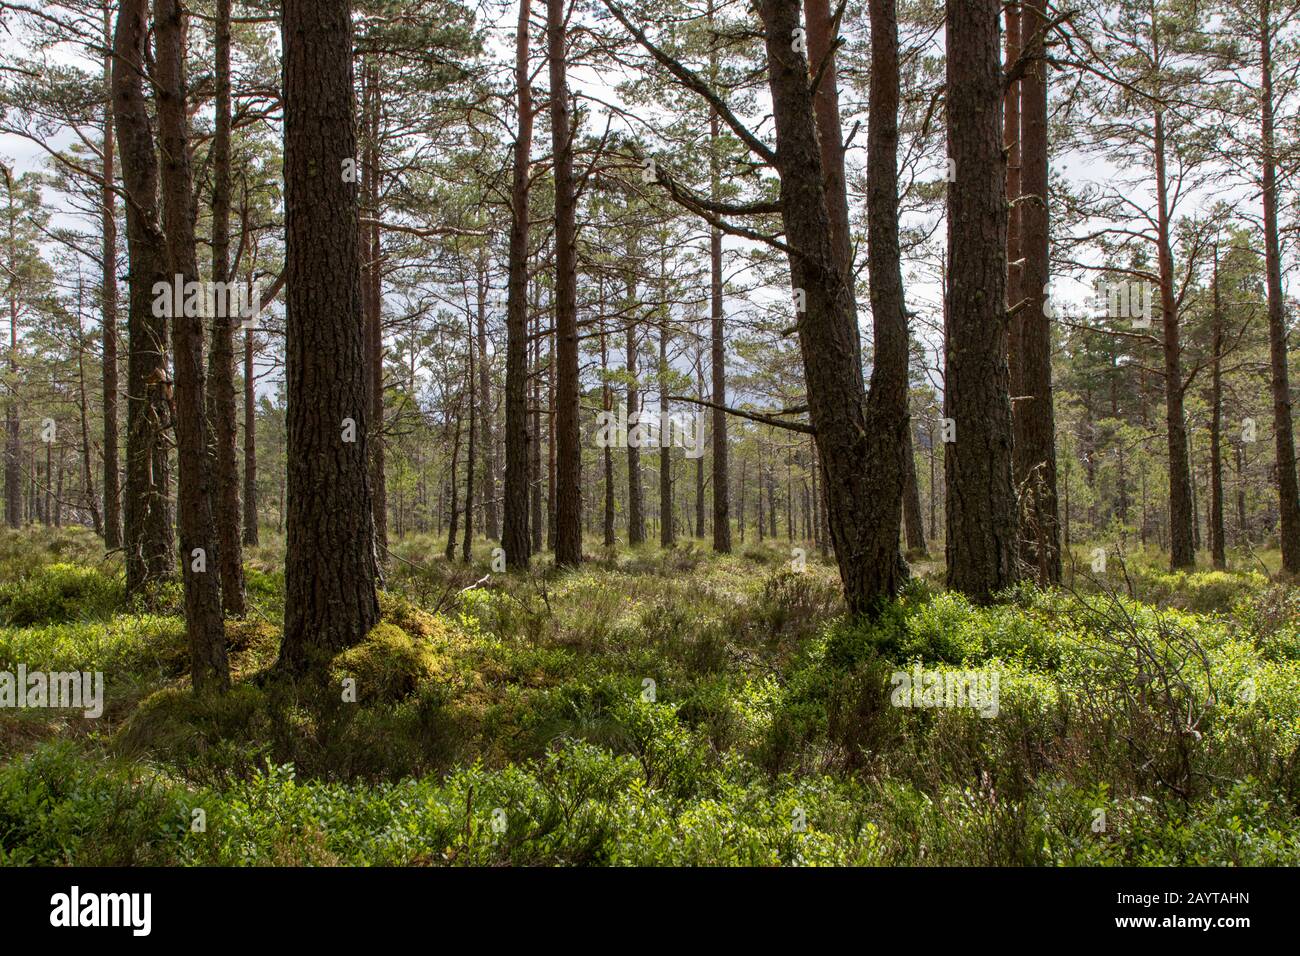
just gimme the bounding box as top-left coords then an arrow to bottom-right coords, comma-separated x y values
0,563 -> 124,626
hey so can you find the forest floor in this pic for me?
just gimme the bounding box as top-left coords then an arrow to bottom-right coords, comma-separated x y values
0,525 -> 1297,865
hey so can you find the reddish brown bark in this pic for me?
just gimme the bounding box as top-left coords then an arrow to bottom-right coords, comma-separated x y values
547,0 -> 582,567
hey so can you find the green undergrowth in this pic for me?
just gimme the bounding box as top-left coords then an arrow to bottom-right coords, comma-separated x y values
1,527 -> 1297,865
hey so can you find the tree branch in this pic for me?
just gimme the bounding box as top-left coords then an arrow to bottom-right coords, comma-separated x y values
666,395 -> 815,434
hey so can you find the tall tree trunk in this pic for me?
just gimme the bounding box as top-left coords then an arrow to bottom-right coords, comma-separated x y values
1154,107 -> 1196,570
708,141 -> 731,554
659,319 -> 674,546
530,289 -> 544,553
100,0 -> 122,548
1209,242 -> 1227,570
112,0 -> 174,595
1014,0 -> 1061,585
243,321 -> 258,546
1236,443 -> 1248,544
463,306 -> 476,562
477,250 -> 497,541
753,0 -> 909,614
76,291 -> 103,535
1065,456 -> 1072,547
44,442 -> 52,526
1191,435 -> 1202,552
810,446 -> 820,551
626,286 -> 645,545
944,0 -> 1019,600
156,0 -> 229,690
809,0 -> 913,581
601,319 -> 616,546
1005,3 -> 1022,401
363,60 -> 388,561
1260,0 -> 1300,573
4,214 -> 18,529
54,449 -> 64,526
503,0 -> 534,568
785,457 -> 794,539
927,419 -> 938,540
795,476 -> 806,541
277,0 -> 380,674
804,0 -> 862,366
446,409 -> 461,561
208,0 -> 246,616
902,422 -> 926,554
765,460 -> 777,538
548,0 -> 581,567
702,1 -> 731,554
862,0 -> 912,582
738,458 -> 746,542
546,321 -> 556,550
695,344 -> 706,536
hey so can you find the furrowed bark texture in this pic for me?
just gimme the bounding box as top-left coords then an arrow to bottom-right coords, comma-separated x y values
278,0 -> 381,673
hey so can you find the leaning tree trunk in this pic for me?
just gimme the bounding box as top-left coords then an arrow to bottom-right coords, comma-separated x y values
112,0 -> 174,595
503,0 -> 534,569
277,0 -> 380,674
755,0 -> 909,615
548,0 -> 582,568
802,0 -> 913,585
156,0 -> 229,690
944,0 -> 1020,601
805,0 -> 862,368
